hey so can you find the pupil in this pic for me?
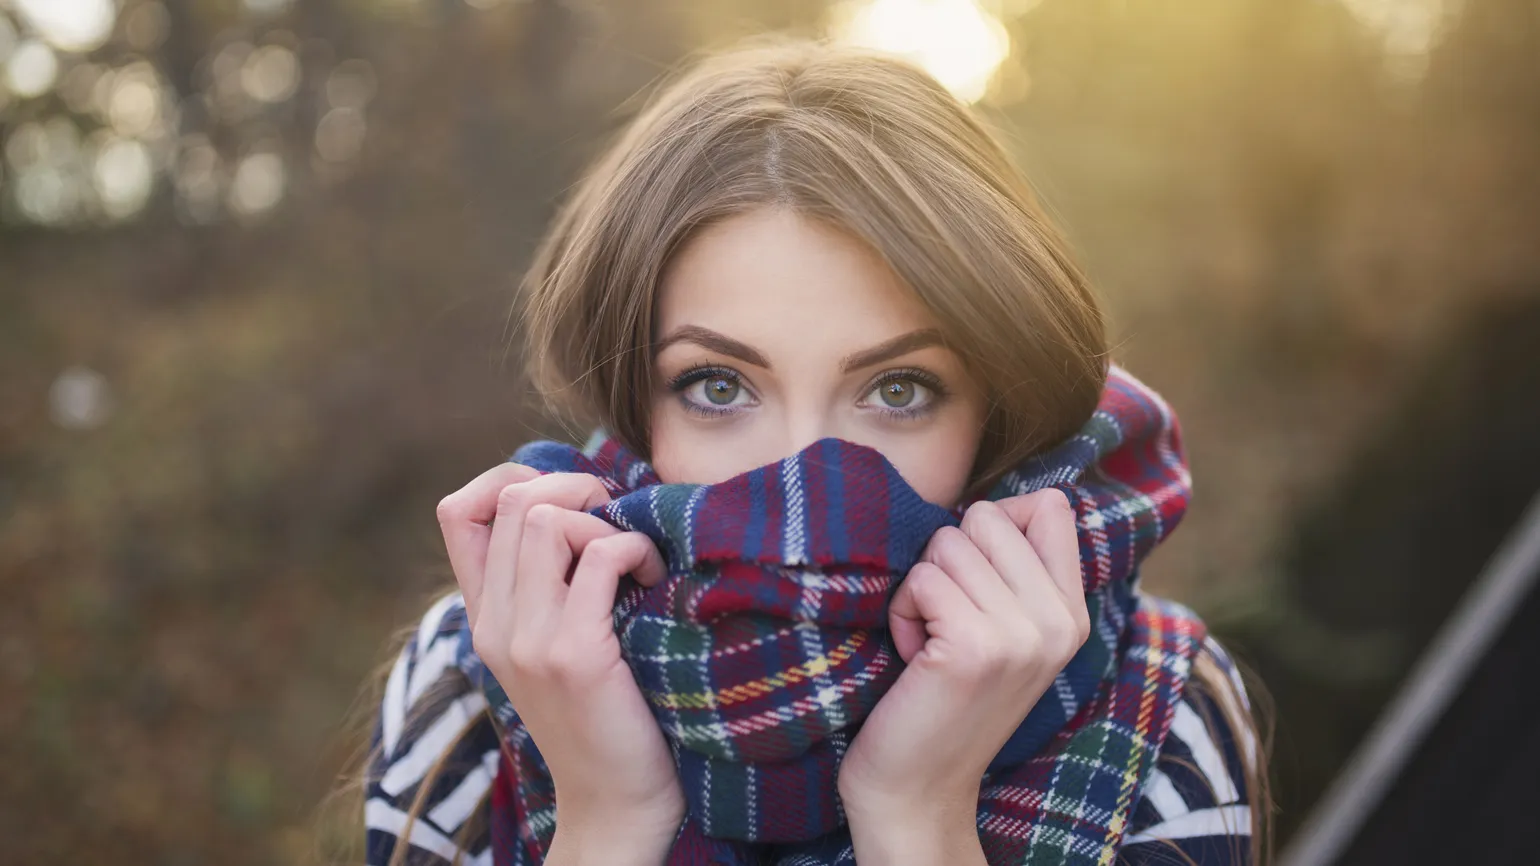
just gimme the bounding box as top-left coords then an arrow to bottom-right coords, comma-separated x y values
706,377 -> 738,405
883,380 -> 914,407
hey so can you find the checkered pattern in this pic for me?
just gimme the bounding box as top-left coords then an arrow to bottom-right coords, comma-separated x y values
457,363 -> 1206,865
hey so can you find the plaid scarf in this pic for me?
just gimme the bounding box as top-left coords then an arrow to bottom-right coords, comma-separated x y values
456,363 -> 1206,865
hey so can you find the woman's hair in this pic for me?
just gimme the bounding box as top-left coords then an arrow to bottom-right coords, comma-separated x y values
520,34 -> 1106,498
327,34 -> 1272,865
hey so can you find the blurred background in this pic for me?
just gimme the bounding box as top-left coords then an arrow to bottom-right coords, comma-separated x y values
1,0 -> 1537,863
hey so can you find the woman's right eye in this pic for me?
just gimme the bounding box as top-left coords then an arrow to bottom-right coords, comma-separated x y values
669,367 -> 756,416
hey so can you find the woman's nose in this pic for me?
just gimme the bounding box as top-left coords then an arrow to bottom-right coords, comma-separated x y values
778,414 -> 844,461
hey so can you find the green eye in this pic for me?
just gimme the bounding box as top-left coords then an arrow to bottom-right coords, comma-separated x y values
880,379 -> 915,407
667,364 -> 756,417
704,375 -> 739,405
863,368 -> 947,419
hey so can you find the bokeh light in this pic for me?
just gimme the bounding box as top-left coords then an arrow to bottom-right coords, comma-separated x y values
106,63 -> 164,138
173,133 -> 223,224
12,0 -> 116,54
6,38 -> 58,98
827,0 -> 1012,104
92,134 -> 154,220
48,366 -> 115,430
1341,0 -> 1462,81
0,0 -> 371,227
240,44 -> 299,105
124,1 -> 170,53
315,107 -> 366,164
229,148 -> 285,217
243,0 -> 296,16
325,59 -> 377,110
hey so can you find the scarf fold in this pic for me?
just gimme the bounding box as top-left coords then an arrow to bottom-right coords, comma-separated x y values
456,363 -> 1206,865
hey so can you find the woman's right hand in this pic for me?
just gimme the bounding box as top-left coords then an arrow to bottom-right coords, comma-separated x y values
437,464 -> 684,864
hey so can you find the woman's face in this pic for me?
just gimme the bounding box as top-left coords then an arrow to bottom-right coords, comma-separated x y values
649,207 -> 989,509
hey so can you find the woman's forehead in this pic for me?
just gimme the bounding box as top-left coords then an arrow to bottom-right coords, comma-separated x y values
656,208 -> 943,352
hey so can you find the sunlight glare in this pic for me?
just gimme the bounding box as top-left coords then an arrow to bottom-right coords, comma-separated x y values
1338,0 -> 1461,81
828,0 -> 1011,104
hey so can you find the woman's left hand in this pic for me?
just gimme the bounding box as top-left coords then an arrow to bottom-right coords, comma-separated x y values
837,489 -> 1091,863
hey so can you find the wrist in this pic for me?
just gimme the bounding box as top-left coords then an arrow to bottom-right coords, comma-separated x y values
841,783 -> 985,866
547,804 -> 682,866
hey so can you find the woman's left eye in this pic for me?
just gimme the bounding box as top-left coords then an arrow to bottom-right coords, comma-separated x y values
873,378 -> 921,407
861,372 -> 941,417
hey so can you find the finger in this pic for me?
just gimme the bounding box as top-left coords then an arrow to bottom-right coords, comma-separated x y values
563,532 -> 668,637
479,472 -> 614,626
996,488 -> 1085,603
920,524 -> 1015,612
506,504 -> 579,638
437,462 -> 540,623
958,499 -> 1055,603
513,506 -> 645,633
889,561 -> 981,664
477,507 -> 620,660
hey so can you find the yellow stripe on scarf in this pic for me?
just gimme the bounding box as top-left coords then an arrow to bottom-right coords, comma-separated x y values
646,632 -> 869,710
1098,606 -> 1180,866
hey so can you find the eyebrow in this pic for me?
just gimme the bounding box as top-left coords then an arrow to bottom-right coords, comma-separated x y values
652,325 -> 945,373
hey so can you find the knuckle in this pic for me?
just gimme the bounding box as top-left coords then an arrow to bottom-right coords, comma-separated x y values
546,638 -> 593,680
523,502 -> 564,532
961,499 -> 998,530
937,524 -> 968,543
470,628 -> 504,664
1041,487 -> 1075,519
580,536 -> 623,570
1011,626 -> 1045,666
953,632 -> 1003,674
1038,615 -> 1074,656
507,638 -> 547,675
907,561 -> 946,596
1073,607 -> 1092,644
580,473 -> 612,502
930,525 -> 968,558
1044,610 -> 1087,661
496,481 -> 532,516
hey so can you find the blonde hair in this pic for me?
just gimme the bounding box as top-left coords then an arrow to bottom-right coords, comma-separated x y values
330,34 -> 1271,866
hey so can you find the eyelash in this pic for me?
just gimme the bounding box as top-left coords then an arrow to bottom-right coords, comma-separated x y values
663,363 -> 950,422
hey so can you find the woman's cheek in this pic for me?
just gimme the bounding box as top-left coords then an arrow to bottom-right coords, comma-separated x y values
649,412 -> 756,486
886,434 -> 977,508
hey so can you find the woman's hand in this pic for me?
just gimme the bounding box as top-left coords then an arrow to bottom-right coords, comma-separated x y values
437,466 -> 685,865
837,489 -> 1090,865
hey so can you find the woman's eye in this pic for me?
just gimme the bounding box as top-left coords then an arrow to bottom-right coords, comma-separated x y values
673,368 -> 755,413
876,379 -> 918,407
864,376 -> 934,412
696,374 -> 744,406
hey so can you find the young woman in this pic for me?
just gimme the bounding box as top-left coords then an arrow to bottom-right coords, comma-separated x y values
357,37 -> 1269,866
